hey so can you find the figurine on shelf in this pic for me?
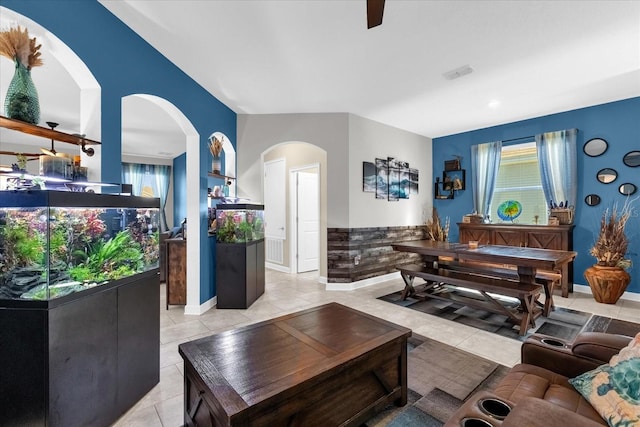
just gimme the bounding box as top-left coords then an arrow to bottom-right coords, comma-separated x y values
453,177 -> 463,190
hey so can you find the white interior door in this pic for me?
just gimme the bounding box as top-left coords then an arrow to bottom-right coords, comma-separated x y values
296,171 -> 319,273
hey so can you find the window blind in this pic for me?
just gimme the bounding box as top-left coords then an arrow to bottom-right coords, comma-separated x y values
490,143 -> 546,224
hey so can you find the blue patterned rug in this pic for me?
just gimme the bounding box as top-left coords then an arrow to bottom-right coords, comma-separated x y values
378,284 -> 592,342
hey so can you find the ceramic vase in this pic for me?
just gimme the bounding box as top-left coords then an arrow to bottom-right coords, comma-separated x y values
212,156 -> 221,174
583,264 -> 630,304
4,60 -> 40,124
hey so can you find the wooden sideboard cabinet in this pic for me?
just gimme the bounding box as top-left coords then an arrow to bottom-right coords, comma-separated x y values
458,223 -> 574,297
166,238 -> 187,309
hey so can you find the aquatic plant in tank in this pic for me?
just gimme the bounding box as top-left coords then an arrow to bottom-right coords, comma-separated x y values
216,206 -> 265,243
0,206 -> 159,300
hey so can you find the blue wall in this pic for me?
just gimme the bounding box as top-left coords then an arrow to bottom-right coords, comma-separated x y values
5,0 -> 236,304
433,97 -> 640,295
173,153 -> 187,227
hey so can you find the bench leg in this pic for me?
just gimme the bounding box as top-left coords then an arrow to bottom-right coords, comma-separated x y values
400,273 -> 416,300
518,295 -> 538,336
543,281 -> 556,316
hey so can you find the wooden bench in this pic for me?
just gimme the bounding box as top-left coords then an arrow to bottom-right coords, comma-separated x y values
433,260 -> 561,317
397,263 -> 543,336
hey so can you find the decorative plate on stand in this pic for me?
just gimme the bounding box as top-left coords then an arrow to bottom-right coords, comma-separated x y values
497,200 -> 522,222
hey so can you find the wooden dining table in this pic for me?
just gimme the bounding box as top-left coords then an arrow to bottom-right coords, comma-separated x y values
392,240 -> 576,285
390,240 -> 577,334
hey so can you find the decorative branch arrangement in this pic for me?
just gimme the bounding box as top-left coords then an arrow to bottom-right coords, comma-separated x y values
208,136 -> 223,158
590,199 -> 635,269
425,207 -> 449,242
0,26 -> 43,69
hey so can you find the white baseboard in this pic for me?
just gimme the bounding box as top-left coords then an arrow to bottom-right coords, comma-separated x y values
266,262 -> 290,273
184,296 -> 217,315
572,283 -> 640,302
326,271 -> 400,291
318,275 -> 327,285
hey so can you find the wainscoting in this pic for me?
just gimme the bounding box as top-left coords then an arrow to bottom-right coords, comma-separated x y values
327,226 -> 426,283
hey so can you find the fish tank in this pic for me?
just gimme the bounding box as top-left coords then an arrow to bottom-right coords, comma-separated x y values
0,190 -> 160,301
215,204 -> 265,243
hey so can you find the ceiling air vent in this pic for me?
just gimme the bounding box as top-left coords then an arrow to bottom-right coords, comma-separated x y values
443,65 -> 474,81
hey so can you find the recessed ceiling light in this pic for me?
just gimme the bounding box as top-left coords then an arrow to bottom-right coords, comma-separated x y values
443,65 -> 474,80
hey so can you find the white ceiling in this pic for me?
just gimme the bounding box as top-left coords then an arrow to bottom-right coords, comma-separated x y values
2,1 -> 639,163
101,0 -> 640,140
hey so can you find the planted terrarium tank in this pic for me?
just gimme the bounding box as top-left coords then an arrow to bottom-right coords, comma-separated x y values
215,204 -> 265,243
0,190 -> 160,301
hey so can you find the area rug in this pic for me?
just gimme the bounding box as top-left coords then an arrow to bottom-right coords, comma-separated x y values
363,334 -> 510,426
377,284 -> 592,342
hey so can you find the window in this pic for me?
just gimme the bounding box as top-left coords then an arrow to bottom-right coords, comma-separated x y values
490,142 -> 547,225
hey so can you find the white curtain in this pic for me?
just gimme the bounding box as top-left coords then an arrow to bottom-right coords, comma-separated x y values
471,141 -> 502,220
122,163 -> 172,231
535,129 -> 577,209
121,163 -> 145,196
153,165 -> 171,231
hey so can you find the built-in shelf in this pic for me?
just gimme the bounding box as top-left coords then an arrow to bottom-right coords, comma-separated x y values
0,115 -> 101,147
208,172 -> 236,181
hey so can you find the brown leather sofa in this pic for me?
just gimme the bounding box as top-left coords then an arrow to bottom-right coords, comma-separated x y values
444,332 -> 634,427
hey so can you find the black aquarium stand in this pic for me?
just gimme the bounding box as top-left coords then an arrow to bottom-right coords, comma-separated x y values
216,239 -> 265,309
0,270 -> 159,427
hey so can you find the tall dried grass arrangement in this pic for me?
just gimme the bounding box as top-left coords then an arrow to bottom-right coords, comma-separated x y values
590,199 -> 635,269
208,136 -> 223,157
0,26 -> 43,69
425,207 -> 449,242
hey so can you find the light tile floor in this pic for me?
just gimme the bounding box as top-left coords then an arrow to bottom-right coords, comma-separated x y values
114,270 -> 640,426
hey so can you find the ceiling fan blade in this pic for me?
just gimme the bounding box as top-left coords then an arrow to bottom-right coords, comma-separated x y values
0,150 -> 41,158
41,147 -> 56,156
367,0 -> 385,29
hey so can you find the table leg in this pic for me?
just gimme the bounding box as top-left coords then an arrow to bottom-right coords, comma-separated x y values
542,281 -> 555,316
517,266 -> 536,284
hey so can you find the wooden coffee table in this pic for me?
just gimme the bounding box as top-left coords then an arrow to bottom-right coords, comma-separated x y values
179,302 -> 411,426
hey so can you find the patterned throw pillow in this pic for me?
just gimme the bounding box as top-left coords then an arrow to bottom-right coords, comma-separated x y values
569,332 -> 640,427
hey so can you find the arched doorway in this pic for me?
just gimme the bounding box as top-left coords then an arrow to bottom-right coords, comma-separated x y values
261,142 -> 326,278
121,94 -> 201,313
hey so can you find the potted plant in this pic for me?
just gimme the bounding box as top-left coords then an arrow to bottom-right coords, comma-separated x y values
584,200 -> 635,304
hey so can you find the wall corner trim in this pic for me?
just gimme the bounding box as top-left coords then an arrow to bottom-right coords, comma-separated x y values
325,271 -> 400,291
184,296 -> 217,316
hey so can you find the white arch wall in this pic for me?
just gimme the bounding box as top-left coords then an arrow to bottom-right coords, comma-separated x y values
262,142 -> 327,274
124,94 -> 201,313
209,131 -> 236,197
0,7 -> 101,180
